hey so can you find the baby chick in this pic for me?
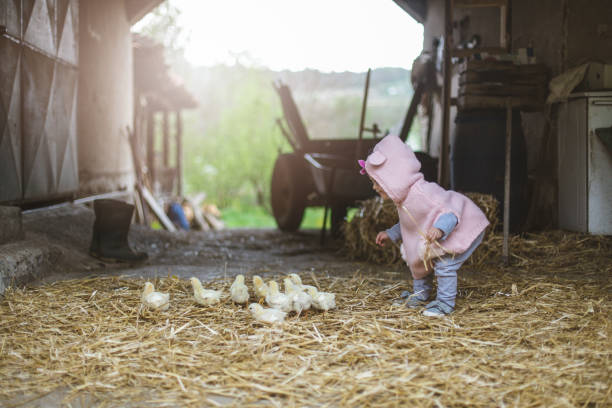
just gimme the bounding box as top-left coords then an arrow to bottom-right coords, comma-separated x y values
288,273 -> 317,292
141,282 -> 170,311
190,277 -> 222,306
307,287 -> 336,311
283,278 -> 312,315
265,280 -> 292,312
253,275 -> 268,303
230,274 -> 249,304
248,303 -> 286,325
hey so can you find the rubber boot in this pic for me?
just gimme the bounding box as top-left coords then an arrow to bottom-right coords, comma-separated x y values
89,199 -> 148,263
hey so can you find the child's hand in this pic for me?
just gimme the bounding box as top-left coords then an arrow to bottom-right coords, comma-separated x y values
426,228 -> 443,242
376,231 -> 390,246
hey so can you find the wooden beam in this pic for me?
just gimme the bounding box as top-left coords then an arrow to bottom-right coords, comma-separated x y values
176,111 -> 183,197
162,110 -> 169,167
139,185 -> 177,232
454,0 -> 507,8
502,98 -> 512,265
450,46 -> 507,57
439,0 -> 453,188
146,110 -> 155,188
399,80 -> 425,142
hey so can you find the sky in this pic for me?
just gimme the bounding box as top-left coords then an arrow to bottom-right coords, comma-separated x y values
167,0 -> 423,72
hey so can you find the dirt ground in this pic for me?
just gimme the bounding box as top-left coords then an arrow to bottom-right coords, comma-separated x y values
1,204 -> 610,407
21,204 -> 392,285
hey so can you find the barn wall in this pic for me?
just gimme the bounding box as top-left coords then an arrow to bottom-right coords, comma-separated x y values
77,0 -> 134,193
420,0 -> 611,228
0,0 -> 80,204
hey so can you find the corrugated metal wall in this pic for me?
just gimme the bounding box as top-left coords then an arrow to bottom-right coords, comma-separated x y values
0,0 -> 79,204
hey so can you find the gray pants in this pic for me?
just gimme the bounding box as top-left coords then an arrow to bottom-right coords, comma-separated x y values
413,230 -> 485,307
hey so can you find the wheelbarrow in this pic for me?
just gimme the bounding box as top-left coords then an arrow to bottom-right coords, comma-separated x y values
271,74 -> 380,241
271,70 -> 438,241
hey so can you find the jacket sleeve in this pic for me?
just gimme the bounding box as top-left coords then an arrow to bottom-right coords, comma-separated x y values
385,223 -> 402,243
434,212 -> 458,241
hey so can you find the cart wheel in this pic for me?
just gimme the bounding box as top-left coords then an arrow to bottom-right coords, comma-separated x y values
271,153 -> 306,231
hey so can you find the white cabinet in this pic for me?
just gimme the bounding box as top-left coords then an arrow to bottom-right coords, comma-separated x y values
558,92 -> 612,235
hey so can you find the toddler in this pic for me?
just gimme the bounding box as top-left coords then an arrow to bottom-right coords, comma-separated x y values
359,134 -> 489,316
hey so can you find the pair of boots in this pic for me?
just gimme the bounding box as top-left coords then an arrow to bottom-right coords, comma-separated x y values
89,199 -> 148,263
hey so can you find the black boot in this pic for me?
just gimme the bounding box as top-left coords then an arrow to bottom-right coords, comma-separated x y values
89,199 -> 148,263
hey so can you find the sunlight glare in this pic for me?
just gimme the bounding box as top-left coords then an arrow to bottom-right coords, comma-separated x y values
172,0 -> 423,72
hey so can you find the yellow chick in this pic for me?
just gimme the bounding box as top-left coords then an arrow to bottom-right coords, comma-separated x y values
265,280 -> 292,312
230,274 -> 249,304
253,275 -> 268,303
141,282 -> 170,311
288,273 -> 317,292
190,277 -> 222,306
283,278 -> 312,314
248,303 -> 286,325
307,287 -> 336,311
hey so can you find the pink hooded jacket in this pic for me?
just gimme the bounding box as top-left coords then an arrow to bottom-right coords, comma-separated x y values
364,135 -> 489,279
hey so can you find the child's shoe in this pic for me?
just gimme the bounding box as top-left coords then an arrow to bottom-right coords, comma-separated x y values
393,291 -> 428,308
422,300 -> 454,317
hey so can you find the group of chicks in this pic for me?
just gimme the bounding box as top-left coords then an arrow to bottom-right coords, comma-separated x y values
141,273 -> 336,325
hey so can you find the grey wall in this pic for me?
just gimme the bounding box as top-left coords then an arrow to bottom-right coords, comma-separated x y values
78,0 -> 134,194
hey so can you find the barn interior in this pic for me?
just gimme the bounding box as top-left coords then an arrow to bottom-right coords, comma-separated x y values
0,0 -> 610,406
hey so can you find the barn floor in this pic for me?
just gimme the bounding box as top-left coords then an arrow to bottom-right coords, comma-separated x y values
0,205 -> 610,407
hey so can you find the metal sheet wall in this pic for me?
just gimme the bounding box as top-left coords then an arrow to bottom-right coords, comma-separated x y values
0,0 -> 78,204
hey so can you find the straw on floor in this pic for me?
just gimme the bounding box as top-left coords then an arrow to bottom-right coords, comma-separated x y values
1,234 -> 610,408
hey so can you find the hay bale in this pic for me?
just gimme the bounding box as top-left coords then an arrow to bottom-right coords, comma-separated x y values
342,197 -> 401,265
343,193 -> 499,265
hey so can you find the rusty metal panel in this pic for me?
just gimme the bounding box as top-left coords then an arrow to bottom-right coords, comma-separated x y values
23,0 -> 57,56
0,36 -> 22,202
0,0 -> 78,203
21,47 -> 78,200
0,0 -> 22,38
21,47 -> 55,199
56,0 -> 77,65
51,62 -> 78,193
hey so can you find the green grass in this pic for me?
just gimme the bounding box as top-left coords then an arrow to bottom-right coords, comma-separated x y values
220,205 -> 358,229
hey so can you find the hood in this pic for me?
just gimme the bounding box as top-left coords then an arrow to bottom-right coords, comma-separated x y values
364,134 -> 424,203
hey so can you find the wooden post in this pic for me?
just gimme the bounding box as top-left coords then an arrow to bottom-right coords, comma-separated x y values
355,68 -> 371,163
503,98 -> 512,265
175,110 -> 183,197
162,109 -> 169,167
439,0 -> 453,189
146,109 -> 155,188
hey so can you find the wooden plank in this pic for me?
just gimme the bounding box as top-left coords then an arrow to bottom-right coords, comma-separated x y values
454,0 -> 507,8
458,94 -> 544,111
132,190 -> 146,224
203,212 -> 224,231
451,47 -> 507,58
440,0 -> 452,188
459,83 -> 546,97
176,111 -> 183,197
140,185 -> 177,232
502,99 -> 512,265
162,109 -> 169,167
459,60 -> 548,74
73,191 -> 132,205
460,71 -> 548,85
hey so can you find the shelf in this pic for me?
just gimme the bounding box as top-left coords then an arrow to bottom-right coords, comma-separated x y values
451,47 -> 508,57
453,0 -> 507,8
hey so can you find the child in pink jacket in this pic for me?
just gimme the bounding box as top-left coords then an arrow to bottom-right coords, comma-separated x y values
359,134 -> 489,316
